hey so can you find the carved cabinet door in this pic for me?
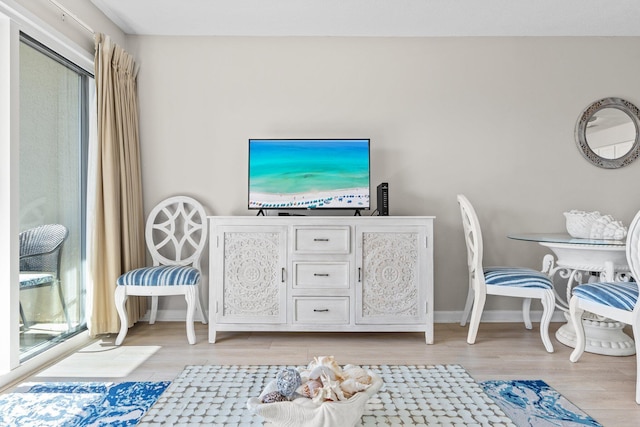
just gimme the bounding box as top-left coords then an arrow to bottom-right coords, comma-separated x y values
214,226 -> 287,324
355,226 -> 429,325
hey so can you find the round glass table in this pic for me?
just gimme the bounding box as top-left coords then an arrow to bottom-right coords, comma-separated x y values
508,233 -> 634,356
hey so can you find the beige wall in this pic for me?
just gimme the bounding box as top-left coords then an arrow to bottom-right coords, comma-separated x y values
127,35 -> 640,318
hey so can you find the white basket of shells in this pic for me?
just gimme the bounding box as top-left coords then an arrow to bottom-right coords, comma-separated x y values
564,210 -> 627,240
247,356 -> 383,427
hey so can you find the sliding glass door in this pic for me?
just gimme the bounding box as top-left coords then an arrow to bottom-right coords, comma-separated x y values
18,34 -> 91,361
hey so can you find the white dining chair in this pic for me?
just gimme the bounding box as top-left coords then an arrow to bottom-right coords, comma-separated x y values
114,195 -> 208,345
569,209 -> 640,404
457,194 -> 556,353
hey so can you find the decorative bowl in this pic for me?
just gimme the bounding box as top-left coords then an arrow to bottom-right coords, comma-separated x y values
564,210 -> 628,240
247,370 -> 383,427
564,210 -> 600,238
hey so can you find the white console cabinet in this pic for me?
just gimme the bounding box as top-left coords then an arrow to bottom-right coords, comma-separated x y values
208,216 -> 435,344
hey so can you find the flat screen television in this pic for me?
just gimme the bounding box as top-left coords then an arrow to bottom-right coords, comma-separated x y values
248,138 -> 370,211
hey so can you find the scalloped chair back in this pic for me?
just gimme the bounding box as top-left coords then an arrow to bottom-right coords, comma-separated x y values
114,196 -> 208,345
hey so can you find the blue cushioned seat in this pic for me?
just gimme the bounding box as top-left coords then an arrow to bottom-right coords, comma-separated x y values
117,265 -> 200,287
572,281 -> 638,311
484,267 -> 554,289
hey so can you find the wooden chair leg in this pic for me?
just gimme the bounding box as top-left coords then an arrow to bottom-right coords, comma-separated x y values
569,297 -> 586,363
539,290 -> 555,353
195,285 -> 208,325
633,322 -> 640,404
114,286 -> 129,346
460,285 -> 474,327
467,291 -> 486,344
184,286 -> 197,345
521,298 -> 533,330
149,295 -> 159,324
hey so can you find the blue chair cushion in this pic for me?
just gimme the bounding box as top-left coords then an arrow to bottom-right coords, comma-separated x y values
483,267 -> 553,289
117,265 -> 200,287
572,281 -> 638,311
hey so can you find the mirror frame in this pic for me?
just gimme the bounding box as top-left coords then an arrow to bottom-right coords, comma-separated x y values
575,97 -> 640,169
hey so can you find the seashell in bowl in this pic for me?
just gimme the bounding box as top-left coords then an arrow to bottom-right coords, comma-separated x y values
564,210 -> 601,238
589,215 -> 628,240
564,210 -> 627,240
247,370 -> 383,427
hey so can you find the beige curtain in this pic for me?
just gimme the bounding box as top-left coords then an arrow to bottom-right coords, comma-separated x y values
89,33 -> 146,336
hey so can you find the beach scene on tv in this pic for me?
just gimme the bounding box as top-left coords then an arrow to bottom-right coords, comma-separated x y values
249,139 -> 370,210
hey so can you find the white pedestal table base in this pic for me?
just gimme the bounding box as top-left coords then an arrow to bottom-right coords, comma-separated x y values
555,312 -> 635,356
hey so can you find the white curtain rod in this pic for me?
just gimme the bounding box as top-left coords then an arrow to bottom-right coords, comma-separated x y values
48,0 -> 94,35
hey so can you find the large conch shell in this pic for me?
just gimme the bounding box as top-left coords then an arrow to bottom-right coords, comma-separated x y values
564,210 -> 628,240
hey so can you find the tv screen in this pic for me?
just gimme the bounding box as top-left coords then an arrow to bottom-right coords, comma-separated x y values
248,138 -> 370,210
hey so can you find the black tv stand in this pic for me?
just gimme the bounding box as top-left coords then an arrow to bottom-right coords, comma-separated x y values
354,210 -> 362,216
256,209 -> 265,216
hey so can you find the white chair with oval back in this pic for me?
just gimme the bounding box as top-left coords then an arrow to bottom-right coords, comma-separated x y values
114,195 -> 208,345
457,194 -> 556,353
569,209 -> 640,404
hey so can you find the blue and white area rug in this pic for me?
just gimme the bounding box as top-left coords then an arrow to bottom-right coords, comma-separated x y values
0,369 -> 600,426
481,379 -> 602,427
0,381 -> 169,426
140,364 -> 597,426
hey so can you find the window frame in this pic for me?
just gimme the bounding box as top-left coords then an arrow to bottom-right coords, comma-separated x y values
0,1 -> 94,385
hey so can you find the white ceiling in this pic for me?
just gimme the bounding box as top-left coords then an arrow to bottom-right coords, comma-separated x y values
89,0 -> 640,37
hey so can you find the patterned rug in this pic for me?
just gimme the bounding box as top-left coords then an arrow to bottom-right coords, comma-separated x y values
0,368 -> 600,426
0,381 -> 169,426
480,380 -> 602,427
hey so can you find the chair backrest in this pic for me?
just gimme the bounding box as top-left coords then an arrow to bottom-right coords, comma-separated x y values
626,209 -> 640,313
457,195 -> 485,291
146,196 -> 208,269
19,224 -> 69,278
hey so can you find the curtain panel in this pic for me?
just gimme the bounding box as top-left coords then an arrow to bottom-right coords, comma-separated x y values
89,33 -> 146,336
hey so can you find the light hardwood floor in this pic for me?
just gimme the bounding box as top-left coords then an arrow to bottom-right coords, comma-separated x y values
10,321 -> 640,426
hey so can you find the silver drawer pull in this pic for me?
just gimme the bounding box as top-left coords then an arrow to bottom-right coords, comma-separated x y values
313,273 -> 329,277
313,309 -> 329,312
313,238 -> 329,242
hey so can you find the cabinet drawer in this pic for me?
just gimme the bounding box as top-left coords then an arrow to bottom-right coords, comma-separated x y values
293,262 -> 349,289
293,297 -> 349,324
293,227 -> 350,254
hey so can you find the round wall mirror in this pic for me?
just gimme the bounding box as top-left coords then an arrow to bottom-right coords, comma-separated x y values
575,97 -> 640,169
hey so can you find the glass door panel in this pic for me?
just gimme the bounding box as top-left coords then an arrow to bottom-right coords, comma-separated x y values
19,37 -> 89,360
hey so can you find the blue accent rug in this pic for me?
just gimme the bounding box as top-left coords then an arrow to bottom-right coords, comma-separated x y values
0,381 -> 169,426
481,379 -> 602,427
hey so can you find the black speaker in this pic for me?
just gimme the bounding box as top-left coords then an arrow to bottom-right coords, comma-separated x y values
377,182 -> 389,216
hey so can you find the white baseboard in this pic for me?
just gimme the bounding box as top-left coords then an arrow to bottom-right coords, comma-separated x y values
146,309 -> 567,324
436,310 -> 566,323
140,309 -> 208,323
